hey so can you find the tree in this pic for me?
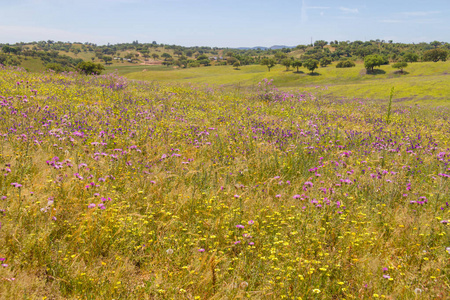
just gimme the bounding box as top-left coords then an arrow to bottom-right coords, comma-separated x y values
161,53 -> 172,60
314,40 -> 328,49
281,59 -> 291,71
261,58 -> 276,72
274,52 -> 287,62
295,45 -> 307,52
422,48 -> 448,62
124,53 -> 134,60
151,53 -> 159,60
233,61 -> 240,69
303,59 -> 319,74
185,50 -> 194,57
197,54 -> 210,66
403,52 -> 418,63
430,41 -> 442,48
364,54 -> 385,72
226,57 -> 238,65
392,61 -> 408,73
102,56 -> 113,65
162,58 -> 174,67
319,57 -> 332,67
76,61 -> 105,75
140,49 -> 149,58
292,60 -> 302,72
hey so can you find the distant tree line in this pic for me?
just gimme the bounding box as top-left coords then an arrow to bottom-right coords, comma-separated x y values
1,39 -> 449,74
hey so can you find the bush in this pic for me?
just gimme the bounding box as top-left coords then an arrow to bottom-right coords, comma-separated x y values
46,63 -> 65,73
188,61 -> 200,68
422,49 -> 448,62
402,52 -> 418,63
76,61 -> 105,75
336,60 -> 355,68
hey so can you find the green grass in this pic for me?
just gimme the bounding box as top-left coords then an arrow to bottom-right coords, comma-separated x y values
20,57 -> 46,73
105,64 -> 169,75
124,61 -> 450,106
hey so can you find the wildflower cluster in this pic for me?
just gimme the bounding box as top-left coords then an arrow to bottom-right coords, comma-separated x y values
0,66 -> 448,298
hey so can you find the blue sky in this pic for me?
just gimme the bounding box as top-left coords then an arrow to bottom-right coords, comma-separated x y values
0,0 -> 449,47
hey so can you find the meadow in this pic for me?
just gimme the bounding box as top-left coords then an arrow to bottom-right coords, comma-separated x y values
0,65 -> 449,299
119,61 -> 450,106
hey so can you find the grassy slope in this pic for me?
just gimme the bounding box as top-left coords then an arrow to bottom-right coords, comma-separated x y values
124,61 -> 450,105
20,57 -> 46,73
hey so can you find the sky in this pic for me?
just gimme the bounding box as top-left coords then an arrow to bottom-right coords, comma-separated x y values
0,0 -> 449,47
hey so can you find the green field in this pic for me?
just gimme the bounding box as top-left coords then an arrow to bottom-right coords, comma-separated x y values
121,61 -> 450,106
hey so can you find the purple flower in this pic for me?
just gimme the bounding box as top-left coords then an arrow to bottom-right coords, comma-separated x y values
88,203 -> 96,208
198,248 -> 205,252
248,220 -> 254,225
236,224 -> 245,229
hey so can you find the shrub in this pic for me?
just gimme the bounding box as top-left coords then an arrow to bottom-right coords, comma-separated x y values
336,60 -> 355,68
76,61 -> 105,75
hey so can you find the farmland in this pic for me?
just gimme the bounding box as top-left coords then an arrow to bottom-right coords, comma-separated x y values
0,65 -> 449,299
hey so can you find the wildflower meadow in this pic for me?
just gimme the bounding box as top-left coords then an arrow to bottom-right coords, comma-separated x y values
0,66 -> 449,299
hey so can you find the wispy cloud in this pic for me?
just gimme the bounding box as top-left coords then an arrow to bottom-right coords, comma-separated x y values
401,11 -> 440,17
339,7 -> 359,14
301,1 -> 331,24
301,0 -> 308,24
307,6 -> 330,10
379,19 -> 403,23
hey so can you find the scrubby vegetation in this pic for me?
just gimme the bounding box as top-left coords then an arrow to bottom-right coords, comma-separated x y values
0,66 -> 449,299
1,39 -> 449,73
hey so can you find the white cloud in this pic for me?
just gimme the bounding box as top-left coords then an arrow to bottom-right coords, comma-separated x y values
339,7 -> 359,14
